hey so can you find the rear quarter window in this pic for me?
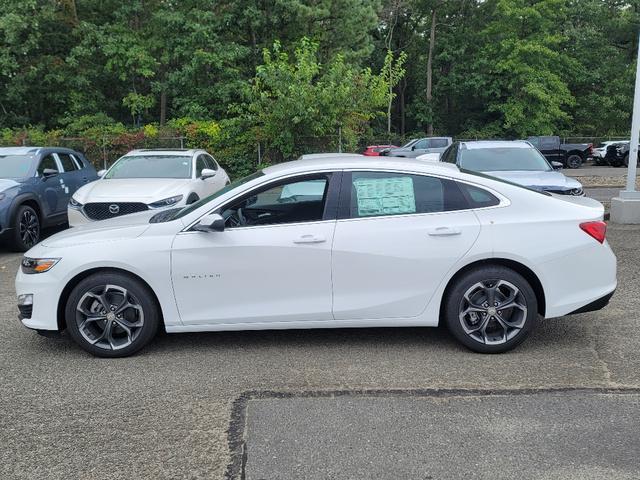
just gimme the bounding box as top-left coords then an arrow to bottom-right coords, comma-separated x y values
457,183 -> 500,208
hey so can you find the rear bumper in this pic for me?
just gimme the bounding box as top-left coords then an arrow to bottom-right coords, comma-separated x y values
568,289 -> 615,315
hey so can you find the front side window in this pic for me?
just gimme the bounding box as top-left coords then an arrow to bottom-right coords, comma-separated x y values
205,154 -> 218,171
413,139 -> 428,150
220,175 -> 330,228
38,155 -> 59,176
195,155 -> 208,178
345,172 -> 468,219
105,155 -> 192,179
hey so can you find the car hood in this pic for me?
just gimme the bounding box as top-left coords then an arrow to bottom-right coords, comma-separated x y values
74,178 -> 191,204
39,210 -> 159,248
483,170 -> 582,191
0,179 -> 20,192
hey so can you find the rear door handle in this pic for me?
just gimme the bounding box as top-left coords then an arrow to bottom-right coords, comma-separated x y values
293,234 -> 326,244
428,227 -> 461,236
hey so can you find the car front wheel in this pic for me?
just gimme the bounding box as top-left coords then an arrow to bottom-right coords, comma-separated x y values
444,266 -> 538,353
65,272 -> 160,357
11,205 -> 40,252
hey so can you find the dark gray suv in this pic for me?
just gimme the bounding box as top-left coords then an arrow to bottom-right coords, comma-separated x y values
0,147 -> 98,251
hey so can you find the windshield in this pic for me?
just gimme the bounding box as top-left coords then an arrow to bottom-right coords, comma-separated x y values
459,147 -> 551,172
0,154 -> 34,178
154,170 -> 265,222
105,155 -> 192,179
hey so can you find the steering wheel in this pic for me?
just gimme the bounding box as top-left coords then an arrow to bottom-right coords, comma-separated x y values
224,207 -> 247,228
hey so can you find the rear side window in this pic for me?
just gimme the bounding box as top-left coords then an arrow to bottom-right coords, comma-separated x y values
457,183 -> 500,208
58,153 -> 78,171
70,154 -> 84,169
343,172 -> 468,219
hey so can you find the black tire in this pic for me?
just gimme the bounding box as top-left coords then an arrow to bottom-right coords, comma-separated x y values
10,205 -> 41,252
566,154 -> 582,169
444,266 -> 538,354
186,193 -> 200,205
64,272 -> 160,357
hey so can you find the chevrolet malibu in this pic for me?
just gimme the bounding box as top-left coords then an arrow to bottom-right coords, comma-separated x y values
16,158 -> 616,357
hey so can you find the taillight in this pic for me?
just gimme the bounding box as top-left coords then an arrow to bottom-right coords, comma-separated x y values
580,221 -> 607,243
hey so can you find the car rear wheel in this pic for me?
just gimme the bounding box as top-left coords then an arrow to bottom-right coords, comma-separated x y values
566,154 -> 582,169
444,266 -> 538,353
10,205 -> 40,252
65,272 -> 159,357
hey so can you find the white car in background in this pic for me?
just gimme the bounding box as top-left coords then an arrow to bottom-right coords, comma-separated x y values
17,157 -> 615,357
68,149 -> 229,226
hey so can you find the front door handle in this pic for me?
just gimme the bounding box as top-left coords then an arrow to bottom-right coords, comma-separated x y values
293,234 -> 326,244
428,227 -> 461,236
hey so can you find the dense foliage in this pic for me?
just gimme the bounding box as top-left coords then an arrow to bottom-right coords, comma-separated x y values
1,0 -> 640,173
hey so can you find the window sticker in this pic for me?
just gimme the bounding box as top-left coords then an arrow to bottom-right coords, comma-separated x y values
353,176 -> 416,216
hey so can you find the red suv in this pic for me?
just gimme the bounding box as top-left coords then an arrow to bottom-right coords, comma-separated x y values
363,145 -> 399,156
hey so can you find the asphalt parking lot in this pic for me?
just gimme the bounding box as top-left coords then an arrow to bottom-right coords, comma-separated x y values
1,224 -> 640,479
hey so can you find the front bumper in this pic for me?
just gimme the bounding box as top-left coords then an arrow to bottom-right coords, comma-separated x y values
15,266 -> 65,331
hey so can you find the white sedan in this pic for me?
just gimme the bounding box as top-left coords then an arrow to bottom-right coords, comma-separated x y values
67,149 -> 230,226
17,157 -> 616,357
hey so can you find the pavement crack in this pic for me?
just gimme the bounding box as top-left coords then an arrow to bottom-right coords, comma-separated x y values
588,322 -> 613,387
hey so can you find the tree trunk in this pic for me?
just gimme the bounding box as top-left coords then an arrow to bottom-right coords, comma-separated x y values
426,8 -> 436,136
160,89 -> 167,126
400,77 -> 406,136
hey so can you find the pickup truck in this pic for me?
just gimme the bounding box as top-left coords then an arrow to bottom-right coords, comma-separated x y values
526,136 -> 593,169
604,141 -> 638,167
380,137 -> 452,158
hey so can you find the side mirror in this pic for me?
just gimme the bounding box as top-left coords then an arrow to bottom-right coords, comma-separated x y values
200,168 -> 216,179
97,169 -> 107,177
551,161 -> 563,170
192,213 -> 225,232
42,168 -> 58,179
411,145 -> 417,151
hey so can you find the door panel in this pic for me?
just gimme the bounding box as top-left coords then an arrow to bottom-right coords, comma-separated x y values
331,212 -> 480,320
171,221 -> 336,325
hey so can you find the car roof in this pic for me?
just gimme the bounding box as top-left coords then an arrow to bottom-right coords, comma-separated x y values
0,146 -> 81,156
298,153 -> 364,160
459,140 -> 533,150
126,149 -> 200,156
263,157 -> 460,177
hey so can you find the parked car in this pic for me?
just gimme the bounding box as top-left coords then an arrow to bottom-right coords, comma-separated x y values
526,136 -> 592,169
440,141 -> 584,195
416,152 -> 442,162
363,145 -> 399,156
593,141 -> 627,166
604,142 -> 639,167
0,146 -> 98,251
17,156 -> 615,357
298,153 -> 364,160
68,149 -> 229,226
381,137 -> 452,158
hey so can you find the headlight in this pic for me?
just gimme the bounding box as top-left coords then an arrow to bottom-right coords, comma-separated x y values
148,195 -> 183,209
568,188 -> 584,196
21,257 -> 60,274
69,196 -> 83,209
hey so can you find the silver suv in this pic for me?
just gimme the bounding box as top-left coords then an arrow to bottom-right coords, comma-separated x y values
382,137 -> 452,158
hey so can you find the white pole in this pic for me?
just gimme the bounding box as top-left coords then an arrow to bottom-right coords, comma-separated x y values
623,33 -> 640,195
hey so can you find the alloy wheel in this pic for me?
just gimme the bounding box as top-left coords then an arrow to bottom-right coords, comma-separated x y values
19,210 -> 39,248
458,279 -> 528,345
75,284 -> 145,350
